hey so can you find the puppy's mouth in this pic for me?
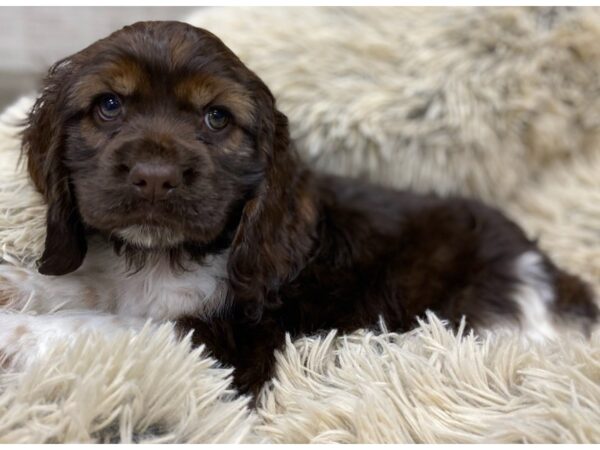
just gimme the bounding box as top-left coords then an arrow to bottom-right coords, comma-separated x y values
115,224 -> 185,249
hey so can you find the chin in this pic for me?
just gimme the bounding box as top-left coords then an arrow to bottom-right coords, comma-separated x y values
115,225 -> 185,250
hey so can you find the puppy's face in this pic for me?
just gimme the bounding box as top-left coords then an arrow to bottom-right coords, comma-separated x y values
27,22 -> 272,260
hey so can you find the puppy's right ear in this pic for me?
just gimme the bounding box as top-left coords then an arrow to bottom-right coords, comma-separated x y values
21,59 -> 87,275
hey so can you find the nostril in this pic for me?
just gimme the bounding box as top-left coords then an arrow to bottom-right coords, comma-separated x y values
133,179 -> 147,188
182,168 -> 195,183
117,163 -> 130,174
163,180 -> 177,190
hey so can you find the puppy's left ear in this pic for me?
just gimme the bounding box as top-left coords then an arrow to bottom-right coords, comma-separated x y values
21,58 -> 87,275
228,88 -> 319,322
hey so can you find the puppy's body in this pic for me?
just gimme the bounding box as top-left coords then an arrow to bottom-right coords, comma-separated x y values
179,172 -> 597,392
0,21 -> 596,397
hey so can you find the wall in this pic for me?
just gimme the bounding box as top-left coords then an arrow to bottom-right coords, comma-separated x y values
0,7 -> 199,109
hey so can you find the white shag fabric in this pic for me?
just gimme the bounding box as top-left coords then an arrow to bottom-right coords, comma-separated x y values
0,324 -> 257,444
258,314 -> 600,444
0,6 -> 599,443
188,6 -> 600,204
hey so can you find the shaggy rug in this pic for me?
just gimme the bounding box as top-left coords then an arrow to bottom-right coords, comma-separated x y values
0,6 -> 599,443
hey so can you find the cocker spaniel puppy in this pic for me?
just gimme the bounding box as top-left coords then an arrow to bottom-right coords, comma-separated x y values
0,21 -> 596,396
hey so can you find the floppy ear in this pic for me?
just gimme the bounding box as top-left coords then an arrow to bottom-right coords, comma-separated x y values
228,90 -> 319,322
21,59 -> 87,275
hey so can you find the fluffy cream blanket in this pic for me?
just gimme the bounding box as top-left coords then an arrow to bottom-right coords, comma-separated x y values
0,7 -> 599,443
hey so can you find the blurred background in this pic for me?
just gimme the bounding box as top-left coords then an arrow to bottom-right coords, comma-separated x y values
0,7 -> 198,110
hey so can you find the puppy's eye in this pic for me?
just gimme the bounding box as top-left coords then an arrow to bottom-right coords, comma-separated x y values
97,93 -> 123,120
204,107 -> 230,131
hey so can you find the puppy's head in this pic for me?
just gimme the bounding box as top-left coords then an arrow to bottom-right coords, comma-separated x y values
23,21 -> 317,319
23,22 -> 273,270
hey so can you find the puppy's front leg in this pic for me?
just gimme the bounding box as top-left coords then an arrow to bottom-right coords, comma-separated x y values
0,262 -> 142,371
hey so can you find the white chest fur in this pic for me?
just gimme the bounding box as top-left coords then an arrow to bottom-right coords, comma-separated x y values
78,239 -> 230,321
1,237 -> 231,321
111,252 -> 229,320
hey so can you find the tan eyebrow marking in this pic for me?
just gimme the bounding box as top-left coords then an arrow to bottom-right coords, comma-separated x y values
175,75 -> 256,127
69,59 -> 148,109
107,59 -> 146,97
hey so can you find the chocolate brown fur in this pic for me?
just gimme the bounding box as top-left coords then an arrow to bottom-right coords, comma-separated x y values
22,21 -> 598,397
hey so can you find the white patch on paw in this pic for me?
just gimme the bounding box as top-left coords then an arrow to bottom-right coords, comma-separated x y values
512,251 -> 556,342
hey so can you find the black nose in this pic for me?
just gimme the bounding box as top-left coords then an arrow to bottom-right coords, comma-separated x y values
128,162 -> 182,201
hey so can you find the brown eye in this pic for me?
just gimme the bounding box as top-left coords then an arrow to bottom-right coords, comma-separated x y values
97,93 -> 123,120
204,107 -> 230,131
